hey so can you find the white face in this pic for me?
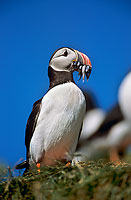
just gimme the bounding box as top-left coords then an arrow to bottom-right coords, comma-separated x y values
49,48 -> 76,72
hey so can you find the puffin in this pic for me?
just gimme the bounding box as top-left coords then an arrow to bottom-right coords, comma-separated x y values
75,103 -> 125,162
15,47 -> 92,171
75,71 -> 131,163
108,71 -> 131,163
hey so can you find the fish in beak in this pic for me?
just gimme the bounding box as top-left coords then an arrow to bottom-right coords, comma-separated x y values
71,50 -> 92,82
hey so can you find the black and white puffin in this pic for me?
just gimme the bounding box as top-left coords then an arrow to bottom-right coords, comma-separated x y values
15,47 -> 92,171
75,103 -> 125,162
107,71 -> 131,162
75,71 -> 131,163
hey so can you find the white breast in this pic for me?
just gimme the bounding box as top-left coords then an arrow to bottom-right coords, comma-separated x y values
29,82 -> 86,166
118,72 -> 131,122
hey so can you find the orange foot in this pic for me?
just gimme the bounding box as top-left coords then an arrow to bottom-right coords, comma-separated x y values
109,147 -> 120,165
65,162 -> 71,167
36,163 -> 41,172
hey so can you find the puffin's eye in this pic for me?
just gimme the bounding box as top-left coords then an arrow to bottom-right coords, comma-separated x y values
63,50 -> 68,57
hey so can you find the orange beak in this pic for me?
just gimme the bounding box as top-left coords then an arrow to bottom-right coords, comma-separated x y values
72,49 -> 92,82
75,50 -> 92,67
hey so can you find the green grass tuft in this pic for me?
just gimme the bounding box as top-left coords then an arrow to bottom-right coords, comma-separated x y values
0,159 -> 131,200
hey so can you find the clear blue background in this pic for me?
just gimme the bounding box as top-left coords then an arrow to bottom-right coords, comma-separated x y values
0,0 -> 131,166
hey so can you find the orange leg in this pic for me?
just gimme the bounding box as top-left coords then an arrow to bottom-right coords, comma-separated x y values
65,161 -> 71,167
36,163 -> 41,172
109,147 -> 120,165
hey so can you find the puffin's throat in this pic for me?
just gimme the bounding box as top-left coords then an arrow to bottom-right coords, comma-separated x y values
48,66 -> 74,90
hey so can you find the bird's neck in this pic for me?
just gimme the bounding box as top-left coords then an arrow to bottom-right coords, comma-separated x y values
48,66 -> 74,90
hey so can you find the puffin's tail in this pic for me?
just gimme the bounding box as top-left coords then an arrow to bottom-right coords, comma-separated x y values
15,160 -> 29,170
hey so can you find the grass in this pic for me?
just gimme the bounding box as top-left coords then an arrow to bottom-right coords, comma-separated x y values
0,158 -> 131,200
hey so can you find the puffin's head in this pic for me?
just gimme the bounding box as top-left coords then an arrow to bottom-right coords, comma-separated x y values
49,47 -> 92,81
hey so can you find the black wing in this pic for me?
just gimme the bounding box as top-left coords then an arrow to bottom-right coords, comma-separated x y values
25,98 -> 42,160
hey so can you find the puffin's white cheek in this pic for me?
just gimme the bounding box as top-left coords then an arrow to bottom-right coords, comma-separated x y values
52,58 -> 71,71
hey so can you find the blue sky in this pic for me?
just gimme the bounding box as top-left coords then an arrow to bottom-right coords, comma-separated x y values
0,0 -> 131,166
